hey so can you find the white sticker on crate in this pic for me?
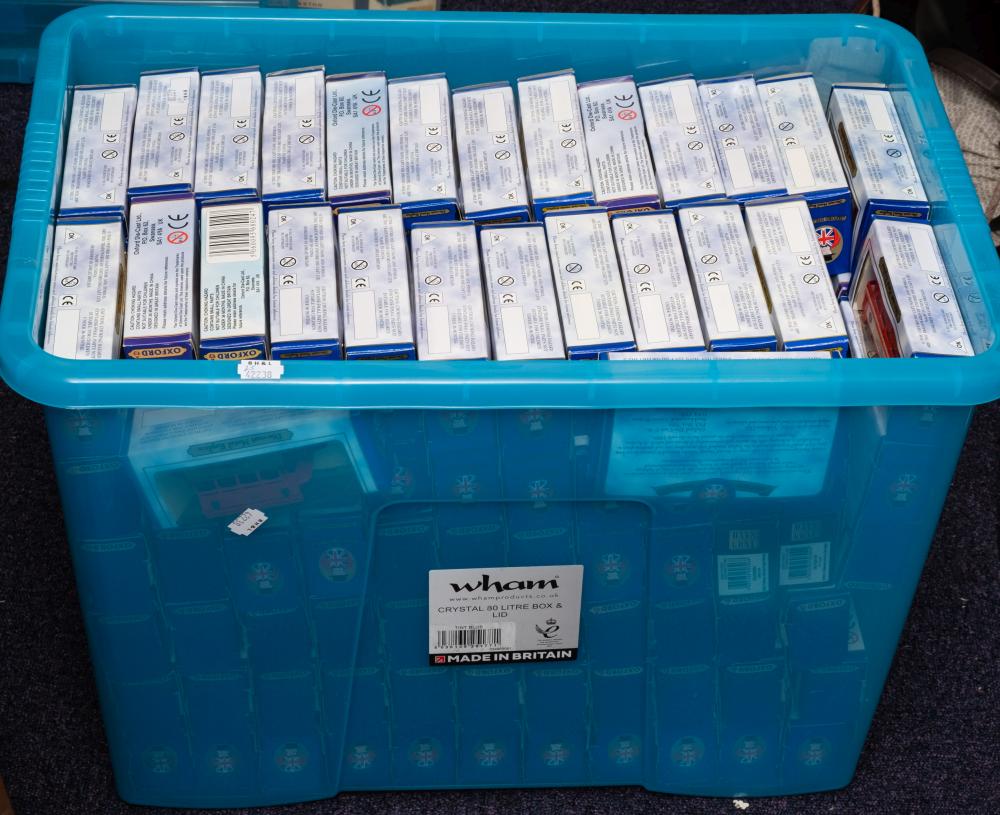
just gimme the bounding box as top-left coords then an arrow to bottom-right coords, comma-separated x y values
228,507 -> 269,536
778,541 -> 831,586
237,360 -> 284,380
717,553 -> 769,596
428,565 -> 583,665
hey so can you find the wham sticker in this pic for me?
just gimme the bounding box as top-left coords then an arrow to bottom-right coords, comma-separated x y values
428,565 -> 583,665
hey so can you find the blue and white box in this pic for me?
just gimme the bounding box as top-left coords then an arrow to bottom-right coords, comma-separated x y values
827,83 -> 929,268
122,196 -> 197,359
337,205 -> 415,360
198,200 -> 267,360
262,67 -> 326,204
840,299 -> 868,358
452,82 -> 530,224
848,218 -> 972,358
610,210 -> 705,352
325,71 -> 391,207
698,75 -> 786,202
638,75 -> 723,206
268,204 -> 341,360
676,202 -> 777,351
578,76 -> 660,212
516,69 -> 596,219
388,74 -> 459,226
480,223 -> 565,360
410,221 -> 490,361
544,207 -> 636,359
128,69 -> 199,199
44,218 -> 125,359
194,68 -> 262,201
60,84 -> 137,216
757,73 -> 853,285
743,197 -> 849,356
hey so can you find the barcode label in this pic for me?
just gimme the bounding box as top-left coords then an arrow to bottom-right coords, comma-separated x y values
779,541 -> 830,586
717,553 -> 768,596
205,204 -> 260,263
431,624 -> 515,651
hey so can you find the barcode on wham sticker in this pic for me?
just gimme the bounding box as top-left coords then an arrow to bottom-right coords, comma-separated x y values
779,541 -> 831,586
205,204 -> 261,263
717,553 -> 769,596
431,624 -> 516,652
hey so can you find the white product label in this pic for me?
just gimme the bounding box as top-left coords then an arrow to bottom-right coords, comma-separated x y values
262,68 -> 326,199
130,70 -> 199,192
228,507 -> 268,536
195,70 -> 262,196
60,85 -> 137,213
237,360 -> 284,380
123,196 -> 196,345
717,553 -> 769,596
517,72 -> 594,204
199,201 -> 267,344
326,72 -> 390,202
847,602 -> 866,652
453,84 -> 528,216
204,203 -> 261,263
428,565 -> 583,665
699,76 -> 784,198
638,77 -> 723,204
578,77 -> 659,206
388,76 -> 458,204
778,541 -> 831,586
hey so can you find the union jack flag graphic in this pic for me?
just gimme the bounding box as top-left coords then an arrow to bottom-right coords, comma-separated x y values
815,225 -> 842,261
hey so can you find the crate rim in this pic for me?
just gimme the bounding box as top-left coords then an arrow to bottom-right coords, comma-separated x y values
2,4 -> 998,410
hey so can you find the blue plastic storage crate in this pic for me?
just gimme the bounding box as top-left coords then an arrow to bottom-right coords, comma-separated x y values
1,5 -> 999,808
